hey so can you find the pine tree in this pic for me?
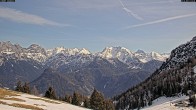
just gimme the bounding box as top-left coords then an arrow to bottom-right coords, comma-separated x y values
72,92 -> 80,106
15,81 -> 23,92
148,98 -> 152,106
84,98 -> 90,108
44,87 -> 56,99
64,94 -> 72,103
104,99 -> 115,110
90,89 -> 105,110
23,82 -> 30,94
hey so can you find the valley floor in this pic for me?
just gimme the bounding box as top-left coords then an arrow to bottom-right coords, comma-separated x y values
0,88 -> 90,110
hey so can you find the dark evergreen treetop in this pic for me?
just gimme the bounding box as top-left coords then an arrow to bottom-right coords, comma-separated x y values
44,87 -> 56,99
90,89 -> 105,110
72,92 -> 81,106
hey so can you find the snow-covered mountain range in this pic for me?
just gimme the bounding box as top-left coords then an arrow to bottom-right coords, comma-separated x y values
98,47 -> 168,63
0,41 -> 169,67
0,41 -> 169,97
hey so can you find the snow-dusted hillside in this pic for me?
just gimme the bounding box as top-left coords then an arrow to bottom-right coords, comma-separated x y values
114,36 -> 196,110
160,36 -> 196,71
142,96 -> 193,110
0,88 -> 90,110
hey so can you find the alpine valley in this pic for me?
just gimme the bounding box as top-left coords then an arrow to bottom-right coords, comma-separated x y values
0,41 -> 169,97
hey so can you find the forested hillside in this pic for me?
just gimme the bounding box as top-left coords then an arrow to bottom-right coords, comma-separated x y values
114,36 -> 196,110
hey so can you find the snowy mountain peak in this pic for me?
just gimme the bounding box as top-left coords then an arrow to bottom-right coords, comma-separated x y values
55,47 -> 65,52
27,44 -> 46,55
98,47 -> 168,63
47,47 -> 91,57
99,46 -> 133,59
79,48 -> 91,55
0,42 -> 169,66
0,41 -> 20,53
51,47 -> 66,55
149,51 -> 166,61
150,51 -> 161,56
65,48 -> 80,56
48,47 -> 75,56
97,46 -> 138,66
26,44 -> 47,62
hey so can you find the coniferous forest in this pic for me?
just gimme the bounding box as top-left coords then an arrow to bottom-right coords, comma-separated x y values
113,57 -> 196,109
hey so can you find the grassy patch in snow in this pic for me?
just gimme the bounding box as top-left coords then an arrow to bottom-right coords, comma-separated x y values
28,97 -> 61,104
0,100 -> 7,104
10,103 -> 44,110
0,100 -> 44,110
3,97 -> 25,102
0,88 -> 25,102
34,103 -> 46,106
0,88 -> 19,97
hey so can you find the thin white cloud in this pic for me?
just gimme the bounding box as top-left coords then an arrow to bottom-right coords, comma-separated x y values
0,7 -> 69,27
118,0 -> 143,20
126,13 -> 196,29
130,0 -> 177,6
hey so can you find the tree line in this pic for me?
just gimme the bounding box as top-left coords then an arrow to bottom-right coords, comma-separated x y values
15,82 -> 114,110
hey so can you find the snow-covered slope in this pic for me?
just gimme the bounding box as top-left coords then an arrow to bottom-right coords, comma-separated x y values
0,88 -> 90,110
113,36 -> 196,110
142,96 -> 193,110
160,36 -> 196,71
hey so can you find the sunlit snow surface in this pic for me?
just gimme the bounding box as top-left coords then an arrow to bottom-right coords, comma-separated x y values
0,92 -> 90,110
141,96 -> 194,110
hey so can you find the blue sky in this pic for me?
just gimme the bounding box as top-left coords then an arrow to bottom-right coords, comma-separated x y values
0,0 -> 196,53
